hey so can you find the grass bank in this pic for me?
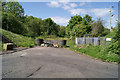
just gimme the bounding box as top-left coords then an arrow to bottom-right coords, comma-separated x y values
36,35 -> 68,40
0,28 -> 35,48
67,39 -> 120,63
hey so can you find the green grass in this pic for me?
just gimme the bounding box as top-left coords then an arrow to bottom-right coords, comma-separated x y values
36,35 -> 68,40
67,39 -> 120,63
0,41 -> 2,52
0,28 -> 35,48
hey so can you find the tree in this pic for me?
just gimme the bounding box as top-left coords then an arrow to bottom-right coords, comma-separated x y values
67,15 -> 82,29
83,14 -> 92,25
102,28 -> 110,36
66,15 -> 93,37
58,26 -> 66,37
2,1 -> 26,35
66,15 -> 82,37
2,12 -> 25,34
26,16 -> 43,37
2,1 -> 24,20
72,23 -> 91,37
43,18 -> 60,36
91,18 -> 105,37
65,26 -> 71,37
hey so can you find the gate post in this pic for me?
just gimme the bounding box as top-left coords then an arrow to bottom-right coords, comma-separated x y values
75,38 -> 78,45
92,37 -> 94,45
98,36 -> 100,45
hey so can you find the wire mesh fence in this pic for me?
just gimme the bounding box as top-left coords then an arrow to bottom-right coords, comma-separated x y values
75,37 -> 111,46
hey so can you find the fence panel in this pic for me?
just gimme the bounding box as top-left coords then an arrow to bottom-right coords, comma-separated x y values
75,38 -> 84,45
76,37 -> 111,46
76,37 -> 100,45
93,37 -> 99,45
85,38 -> 93,45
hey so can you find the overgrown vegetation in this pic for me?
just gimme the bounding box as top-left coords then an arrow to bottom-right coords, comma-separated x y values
0,41 -> 2,51
1,28 -> 35,48
66,23 -> 120,63
67,39 -> 119,63
36,35 -> 68,40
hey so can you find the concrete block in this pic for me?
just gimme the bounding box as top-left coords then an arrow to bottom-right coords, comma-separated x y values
3,43 -> 14,51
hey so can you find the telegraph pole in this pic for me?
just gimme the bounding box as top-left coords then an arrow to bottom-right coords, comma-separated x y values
110,6 -> 111,31
110,6 -> 114,31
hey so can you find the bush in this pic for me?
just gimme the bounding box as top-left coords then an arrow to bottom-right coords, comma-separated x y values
108,41 -> 120,54
67,39 -> 120,63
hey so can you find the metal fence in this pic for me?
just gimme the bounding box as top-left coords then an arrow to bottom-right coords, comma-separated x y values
75,37 -> 100,45
99,37 -> 111,46
75,37 -> 111,46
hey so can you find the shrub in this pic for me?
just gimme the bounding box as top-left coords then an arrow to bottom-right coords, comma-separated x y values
108,41 -> 120,54
67,39 -> 120,63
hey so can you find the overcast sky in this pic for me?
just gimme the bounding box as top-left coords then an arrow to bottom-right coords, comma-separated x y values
19,1 -> 118,28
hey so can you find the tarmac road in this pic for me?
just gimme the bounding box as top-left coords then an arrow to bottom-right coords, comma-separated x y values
2,47 -> 118,78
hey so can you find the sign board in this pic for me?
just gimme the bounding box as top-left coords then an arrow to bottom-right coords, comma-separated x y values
106,38 -> 112,41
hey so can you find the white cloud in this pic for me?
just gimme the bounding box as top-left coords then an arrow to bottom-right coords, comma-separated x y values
47,1 -> 78,10
91,8 -> 110,17
58,0 -> 70,3
62,5 -> 71,10
50,16 -> 69,25
79,2 -> 85,6
69,3 -> 77,8
47,1 -> 61,8
62,3 -> 77,10
69,9 -> 87,15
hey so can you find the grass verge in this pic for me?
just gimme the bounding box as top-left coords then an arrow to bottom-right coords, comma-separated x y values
0,28 -> 35,48
67,39 -> 120,63
36,35 -> 68,40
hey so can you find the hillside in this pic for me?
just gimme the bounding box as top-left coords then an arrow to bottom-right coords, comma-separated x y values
0,28 -> 35,48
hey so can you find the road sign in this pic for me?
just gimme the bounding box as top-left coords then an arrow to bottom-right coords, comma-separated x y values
106,38 -> 112,41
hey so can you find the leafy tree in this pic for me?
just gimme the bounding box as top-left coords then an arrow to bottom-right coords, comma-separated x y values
65,26 -> 71,37
26,17 -> 43,37
91,18 -> 105,37
2,12 -> 25,34
67,15 -> 82,29
0,1 -> 2,27
72,23 -> 91,37
2,1 -> 24,20
83,14 -> 92,25
102,28 -> 110,36
58,26 -> 66,37
43,18 -> 60,36
66,15 -> 93,37
66,15 -> 82,37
